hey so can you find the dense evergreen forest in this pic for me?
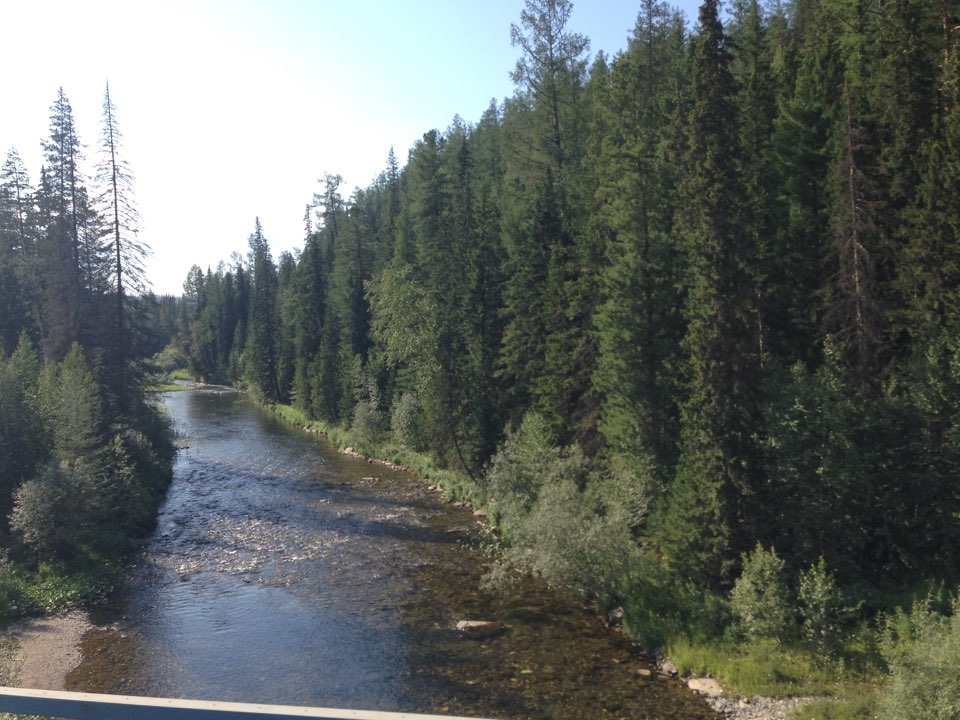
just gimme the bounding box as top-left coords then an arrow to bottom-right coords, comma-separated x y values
0,83 -> 175,600
5,0 -> 960,708
175,0 -> 960,634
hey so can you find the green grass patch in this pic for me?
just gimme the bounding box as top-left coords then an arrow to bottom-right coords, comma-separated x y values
668,637 -> 877,698
1,559 -> 125,617
791,694 -> 879,720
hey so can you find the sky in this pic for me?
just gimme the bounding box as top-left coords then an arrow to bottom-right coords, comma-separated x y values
3,0 -> 701,296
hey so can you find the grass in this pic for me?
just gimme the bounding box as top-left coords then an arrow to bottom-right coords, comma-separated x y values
670,637 -> 848,696
791,695 -> 879,720
668,633 -> 884,718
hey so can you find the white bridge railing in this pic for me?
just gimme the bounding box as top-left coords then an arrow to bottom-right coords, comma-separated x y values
0,687 -> 491,720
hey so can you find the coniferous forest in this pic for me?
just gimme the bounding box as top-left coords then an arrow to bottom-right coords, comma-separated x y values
4,0 -> 960,712
0,84 -> 175,602
173,0 -> 960,649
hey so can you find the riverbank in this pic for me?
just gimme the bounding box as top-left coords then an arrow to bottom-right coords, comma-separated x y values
1,610 -> 91,689
265,400 -> 873,720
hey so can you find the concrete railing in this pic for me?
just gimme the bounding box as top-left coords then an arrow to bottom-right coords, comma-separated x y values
0,687 -> 491,720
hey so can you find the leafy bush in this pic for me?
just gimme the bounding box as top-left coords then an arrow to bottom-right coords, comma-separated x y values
0,554 -> 26,616
11,461 -> 98,563
483,413 -> 649,603
798,557 -> 849,655
484,412 -> 561,527
390,392 -> 424,451
877,593 -> 960,720
730,543 -> 794,642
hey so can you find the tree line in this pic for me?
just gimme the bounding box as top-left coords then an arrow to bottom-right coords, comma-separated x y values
174,0 -> 960,641
0,84 -> 174,587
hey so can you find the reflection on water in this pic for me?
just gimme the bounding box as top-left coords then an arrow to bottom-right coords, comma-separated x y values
68,388 -> 714,719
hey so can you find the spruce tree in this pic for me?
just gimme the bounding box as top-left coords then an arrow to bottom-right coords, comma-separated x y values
592,0 -> 685,475
656,0 -> 761,587
246,218 -> 281,401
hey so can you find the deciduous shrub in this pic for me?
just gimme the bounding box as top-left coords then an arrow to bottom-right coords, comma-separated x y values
798,557 -> 848,655
390,392 -> 424,451
877,592 -> 960,720
730,544 -> 793,642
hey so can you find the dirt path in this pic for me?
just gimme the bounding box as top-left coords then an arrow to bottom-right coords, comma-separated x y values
1,610 -> 92,690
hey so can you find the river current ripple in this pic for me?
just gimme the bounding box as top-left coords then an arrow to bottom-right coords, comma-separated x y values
66,387 -> 714,719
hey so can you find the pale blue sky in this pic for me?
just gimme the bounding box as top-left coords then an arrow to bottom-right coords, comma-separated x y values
2,0 -> 701,295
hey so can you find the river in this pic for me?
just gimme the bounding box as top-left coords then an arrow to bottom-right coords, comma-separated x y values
65,387 -> 714,719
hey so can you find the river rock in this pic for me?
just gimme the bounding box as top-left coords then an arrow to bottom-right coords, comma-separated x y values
687,677 -> 723,697
657,658 -> 678,677
707,694 -> 823,720
454,620 -> 507,640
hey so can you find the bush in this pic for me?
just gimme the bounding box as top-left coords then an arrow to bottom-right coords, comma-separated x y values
484,412 -> 561,526
482,413 -> 650,605
390,392 -> 424,451
11,460 -> 97,563
0,554 -> 26,616
798,557 -> 849,656
730,543 -> 794,642
877,593 -> 960,720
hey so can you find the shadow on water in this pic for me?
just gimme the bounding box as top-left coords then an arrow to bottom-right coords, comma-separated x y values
67,388 -> 716,719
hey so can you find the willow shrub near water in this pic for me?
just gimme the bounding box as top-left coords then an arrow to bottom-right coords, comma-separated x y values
877,593 -> 960,720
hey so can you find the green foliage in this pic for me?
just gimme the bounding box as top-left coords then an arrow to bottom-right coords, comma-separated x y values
11,460 -> 99,563
798,557 -> 849,656
4,341 -> 174,571
140,2 -> 960,707
390,392 -> 424,451
483,412 -> 646,601
668,637 -> 857,698
877,593 -> 960,720
51,343 -> 102,459
245,218 -> 281,402
0,554 -> 26,616
18,562 -> 120,613
729,544 -> 793,643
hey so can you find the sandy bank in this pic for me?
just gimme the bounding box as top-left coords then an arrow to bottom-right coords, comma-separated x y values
1,610 -> 92,690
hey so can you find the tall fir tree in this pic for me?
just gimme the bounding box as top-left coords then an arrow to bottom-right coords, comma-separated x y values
592,0 -> 686,477
655,0 -> 762,588
246,218 -> 281,402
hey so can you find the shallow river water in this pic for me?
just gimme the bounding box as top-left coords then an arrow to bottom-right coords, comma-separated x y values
66,387 -> 714,719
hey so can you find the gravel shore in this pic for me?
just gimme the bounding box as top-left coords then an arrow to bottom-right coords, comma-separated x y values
1,610 -> 91,690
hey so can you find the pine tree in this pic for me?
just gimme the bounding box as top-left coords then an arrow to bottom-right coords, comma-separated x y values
767,4 -> 842,364
95,82 -> 147,412
592,0 -> 686,474
245,218 -> 281,401
656,0 -> 762,587
897,3 -> 960,339
0,150 -> 36,353
38,89 -> 86,360
500,0 -> 593,442
821,0 -> 887,387
289,232 -> 327,412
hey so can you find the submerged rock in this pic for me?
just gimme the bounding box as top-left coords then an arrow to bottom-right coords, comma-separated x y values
454,620 -> 508,640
